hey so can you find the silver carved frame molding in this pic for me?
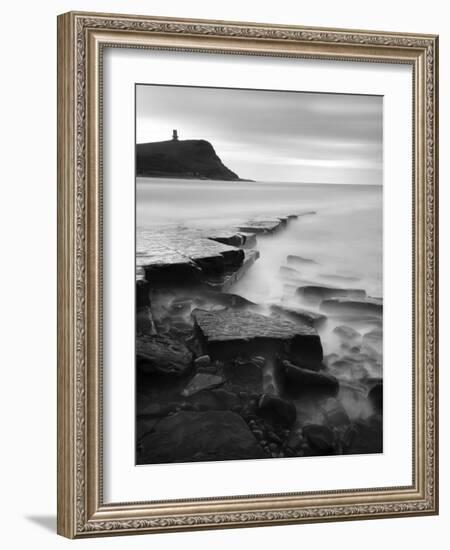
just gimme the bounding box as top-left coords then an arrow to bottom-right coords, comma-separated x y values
57,11 -> 439,538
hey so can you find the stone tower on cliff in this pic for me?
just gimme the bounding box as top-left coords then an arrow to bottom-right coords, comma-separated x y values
172,129 -> 178,141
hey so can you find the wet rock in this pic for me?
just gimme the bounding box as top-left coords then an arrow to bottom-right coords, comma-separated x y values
170,298 -> 193,314
239,231 -> 257,248
368,382 -> 383,413
182,373 -> 224,397
136,280 -> 157,335
271,304 -> 327,328
257,394 -> 297,427
199,291 -> 257,309
210,388 -> 241,409
192,308 -> 323,368
320,298 -> 382,317
333,325 -> 361,342
342,425 -> 358,451
206,230 -> 245,247
137,228 -> 245,285
136,334 -> 193,376
136,279 -> 151,308
330,358 -> 369,381
206,249 -> 260,291
136,400 -> 165,417
302,424 -> 336,454
170,319 -> 194,338
136,265 -> 146,281
287,255 -> 318,266
267,431 -> 283,444
224,357 -> 264,392
238,218 -> 284,234
320,398 -> 350,428
361,345 -> 382,365
252,428 -> 264,439
136,417 -> 160,441
252,356 -> 266,368
296,285 -> 366,303
363,329 -> 383,354
185,388 -> 240,411
344,416 -> 382,454
286,432 -> 304,452
139,249 -> 202,285
136,306 -> 157,335
282,361 -> 339,398
137,411 -> 265,464
194,354 -> 211,368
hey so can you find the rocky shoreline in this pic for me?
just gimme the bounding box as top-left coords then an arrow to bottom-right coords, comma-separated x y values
136,213 -> 383,465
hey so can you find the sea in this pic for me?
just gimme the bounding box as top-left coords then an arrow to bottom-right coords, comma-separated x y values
137,177 -> 382,297
137,177 -> 383,422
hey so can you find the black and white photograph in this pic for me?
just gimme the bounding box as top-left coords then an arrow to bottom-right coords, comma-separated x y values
135,83 -> 383,466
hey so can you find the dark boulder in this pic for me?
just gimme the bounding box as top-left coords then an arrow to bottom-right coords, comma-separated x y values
224,357 -> 264,392
320,298 -> 382,317
210,388 -> 242,409
192,308 -> 323,368
282,361 -> 339,398
142,258 -> 202,285
182,373 -> 224,397
137,410 -> 265,464
257,394 -> 297,427
343,416 -> 382,455
302,424 -> 336,454
136,334 -> 193,376
184,388 -> 241,412
194,354 -> 211,368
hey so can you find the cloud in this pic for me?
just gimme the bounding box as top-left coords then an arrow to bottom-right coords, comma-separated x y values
136,84 -> 383,184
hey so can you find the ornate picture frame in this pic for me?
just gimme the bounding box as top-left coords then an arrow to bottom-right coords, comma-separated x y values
57,11 -> 439,538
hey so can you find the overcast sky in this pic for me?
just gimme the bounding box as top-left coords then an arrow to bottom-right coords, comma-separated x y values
136,84 -> 382,185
